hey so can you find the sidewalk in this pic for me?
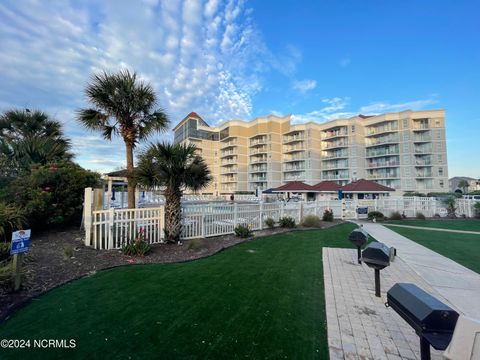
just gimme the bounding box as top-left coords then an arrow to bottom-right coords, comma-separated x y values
384,223 -> 480,235
359,222 -> 480,319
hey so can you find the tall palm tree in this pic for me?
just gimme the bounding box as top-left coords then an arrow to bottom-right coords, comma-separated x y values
137,142 -> 211,243
77,70 -> 169,208
0,109 -> 72,175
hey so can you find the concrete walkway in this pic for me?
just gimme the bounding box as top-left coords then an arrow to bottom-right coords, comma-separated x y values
359,222 -> 480,319
385,223 -> 480,235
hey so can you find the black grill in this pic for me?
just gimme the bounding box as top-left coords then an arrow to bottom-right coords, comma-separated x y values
348,228 -> 368,264
362,242 -> 391,297
387,283 -> 459,360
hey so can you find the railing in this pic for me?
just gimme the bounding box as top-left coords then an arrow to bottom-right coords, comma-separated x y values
323,141 -> 348,149
366,135 -> 399,147
250,137 -> 267,146
250,147 -> 268,155
366,122 -> 398,136
84,189 -> 480,250
283,134 -> 304,143
322,129 -> 348,139
322,151 -> 349,159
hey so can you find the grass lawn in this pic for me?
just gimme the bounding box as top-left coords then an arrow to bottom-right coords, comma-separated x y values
385,219 -> 480,232
0,223 -> 358,360
386,226 -> 480,274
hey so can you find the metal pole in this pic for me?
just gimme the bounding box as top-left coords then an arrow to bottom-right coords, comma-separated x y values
374,268 -> 381,297
420,337 -> 431,360
357,246 -> 362,264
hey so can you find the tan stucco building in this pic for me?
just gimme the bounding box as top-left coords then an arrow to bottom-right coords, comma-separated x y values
173,109 -> 448,195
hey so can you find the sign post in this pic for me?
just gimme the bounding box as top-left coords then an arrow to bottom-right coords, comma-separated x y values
10,229 -> 31,291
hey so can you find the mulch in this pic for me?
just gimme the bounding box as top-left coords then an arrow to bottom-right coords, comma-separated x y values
0,220 -> 343,322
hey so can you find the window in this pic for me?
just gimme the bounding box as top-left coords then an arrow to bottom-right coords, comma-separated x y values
438,154 -> 442,162
403,119 -> 408,127
439,167 -> 443,176
435,119 -> 440,126
440,180 -> 444,188
403,143 -> 410,151
352,125 -> 355,133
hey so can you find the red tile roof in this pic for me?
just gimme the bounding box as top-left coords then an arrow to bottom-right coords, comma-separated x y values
340,179 -> 394,192
311,181 -> 342,192
272,181 -> 316,192
187,112 -> 201,119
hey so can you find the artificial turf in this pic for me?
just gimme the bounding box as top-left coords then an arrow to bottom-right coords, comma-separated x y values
0,223 -> 358,360
385,219 -> 480,232
386,226 -> 480,274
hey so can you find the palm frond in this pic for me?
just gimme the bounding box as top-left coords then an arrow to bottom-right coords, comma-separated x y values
76,108 -> 110,131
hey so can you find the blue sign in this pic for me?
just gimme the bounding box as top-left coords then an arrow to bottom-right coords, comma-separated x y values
338,190 -> 343,200
10,229 -> 31,255
357,207 -> 369,214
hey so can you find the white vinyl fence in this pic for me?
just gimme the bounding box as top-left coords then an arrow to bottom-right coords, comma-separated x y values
83,188 -> 479,250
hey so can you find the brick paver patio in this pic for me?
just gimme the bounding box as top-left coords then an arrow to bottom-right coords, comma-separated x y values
323,247 -> 448,360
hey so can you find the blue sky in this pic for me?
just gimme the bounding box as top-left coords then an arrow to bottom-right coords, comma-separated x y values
0,0 -> 478,177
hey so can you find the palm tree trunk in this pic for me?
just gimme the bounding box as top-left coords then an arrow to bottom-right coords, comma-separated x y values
125,142 -> 136,209
164,185 -> 182,243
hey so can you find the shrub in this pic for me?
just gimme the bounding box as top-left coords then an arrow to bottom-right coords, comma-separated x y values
367,211 -> 384,221
264,217 -> 275,229
0,242 -> 11,262
322,209 -> 334,222
122,229 -> 152,256
278,216 -> 296,228
302,215 -> 322,227
443,196 -> 457,218
416,212 -> 426,220
234,224 -> 253,238
474,202 -> 480,219
187,239 -> 203,250
5,161 -> 99,230
389,211 -> 402,220
0,262 -> 12,290
64,246 -> 74,259
0,203 -> 27,242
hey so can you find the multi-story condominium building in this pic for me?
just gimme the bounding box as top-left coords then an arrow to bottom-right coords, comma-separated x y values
173,109 -> 448,194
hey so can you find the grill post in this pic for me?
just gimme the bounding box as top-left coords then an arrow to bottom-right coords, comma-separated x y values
374,268 -> 380,297
357,246 -> 362,264
420,337 -> 431,360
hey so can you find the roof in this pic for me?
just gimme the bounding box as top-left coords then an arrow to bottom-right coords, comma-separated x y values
358,114 -> 375,119
340,179 -> 395,193
311,181 -> 342,192
271,181 -> 315,192
173,112 -> 209,131
449,176 -> 476,181
105,167 -> 138,178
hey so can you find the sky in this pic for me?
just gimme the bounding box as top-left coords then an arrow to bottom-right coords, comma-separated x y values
0,0 -> 478,177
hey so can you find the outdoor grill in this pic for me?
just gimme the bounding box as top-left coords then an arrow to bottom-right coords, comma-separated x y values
348,228 -> 368,264
362,242 -> 391,297
387,283 -> 459,360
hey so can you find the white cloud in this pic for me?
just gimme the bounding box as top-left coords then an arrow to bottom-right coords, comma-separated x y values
292,79 -> 317,93
359,98 -> 437,114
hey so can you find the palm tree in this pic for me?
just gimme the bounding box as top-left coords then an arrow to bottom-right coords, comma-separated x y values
77,70 -> 169,208
137,142 -> 211,243
0,109 -> 72,175
458,179 -> 469,194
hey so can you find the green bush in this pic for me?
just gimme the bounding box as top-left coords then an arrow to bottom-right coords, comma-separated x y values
322,209 -> 334,222
302,215 -> 322,227
278,216 -> 296,228
474,202 -> 480,219
389,211 -> 402,220
0,262 -> 12,290
416,212 -> 426,220
443,196 -> 457,218
0,202 -> 27,242
234,224 -> 253,238
6,161 -> 99,229
122,229 -> 152,256
0,242 -> 11,262
368,211 -> 384,221
264,217 -> 275,229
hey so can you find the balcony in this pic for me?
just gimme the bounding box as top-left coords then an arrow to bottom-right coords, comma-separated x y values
414,146 -> 433,154
221,184 -> 236,192
323,161 -> 349,170
220,166 -> 238,174
321,171 -> 349,180
416,171 -> 433,178
284,156 -> 305,162
323,140 -> 348,149
283,164 -> 305,172
250,175 -> 267,182
250,136 -> 267,146
367,171 -> 400,179
322,150 -> 349,159
366,135 -> 399,147
367,161 -> 399,169
413,134 -> 432,142
365,122 -> 398,136
366,146 -> 399,158
322,128 -> 348,140
221,176 -> 237,183
284,144 -> 305,153
284,172 -> 306,181
413,123 -> 429,131
250,156 -> 268,164
221,156 -> 237,165
221,139 -> 237,149
221,149 -> 237,157
283,133 -> 305,144
249,165 -> 267,173
250,146 -> 268,155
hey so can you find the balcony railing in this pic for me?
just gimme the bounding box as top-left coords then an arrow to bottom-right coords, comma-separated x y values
367,161 -> 399,168
322,128 -> 348,139
249,166 -> 267,173
323,161 -> 349,170
250,146 -> 268,155
250,137 -> 267,146
367,172 -> 399,179
413,123 -> 429,130
284,145 -> 305,152
221,139 -> 237,148
221,157 -> 237,165
250,176 -> 267,182
414,146 -> 433,154
366,135 -> 399,147
416,171 -> 433,178
322,151 -> 349,159
221,149 -> 237,157
284,156 -> 305,162
251,157 -> 268,163
366,146 -> 399,158
221,176 -> 237,183
284,172 -> 306,181
321,172 -> 349,180
283,133 -> 305,143
323,140 -> 348,149
283,164 -> 305,172
220,167 -> 238,174
413,134 -> 432,142
365,122 -> 398,136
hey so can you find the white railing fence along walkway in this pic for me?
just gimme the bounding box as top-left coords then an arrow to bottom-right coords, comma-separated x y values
83,188 -> 479,250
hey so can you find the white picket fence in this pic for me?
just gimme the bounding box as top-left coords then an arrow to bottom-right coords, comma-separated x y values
83,189 -> 479,250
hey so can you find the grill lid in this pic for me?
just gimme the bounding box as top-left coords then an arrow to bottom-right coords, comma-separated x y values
362,242 -> 391,267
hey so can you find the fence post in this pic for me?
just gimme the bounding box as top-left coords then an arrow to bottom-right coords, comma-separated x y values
413,197 -> 417,217
160,206 -> 165,242
201,213 -> 205,237
299,202 -> 304,223
341,199 -> 346,220
83,187 -> 93,247
374,198 -> 378,211
259,202 -> 263,230
280,202 -> 284,218
108,207 -> 115,249
234,203 -> 238,227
